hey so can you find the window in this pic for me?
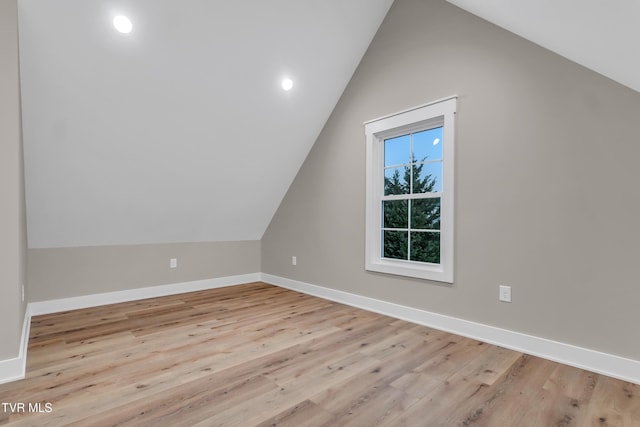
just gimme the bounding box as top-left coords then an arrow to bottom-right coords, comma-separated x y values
364,96 -> 456,282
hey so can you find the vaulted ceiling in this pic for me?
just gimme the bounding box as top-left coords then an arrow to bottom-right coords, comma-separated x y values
19,0 -> 639,249
19,0 -> 393,248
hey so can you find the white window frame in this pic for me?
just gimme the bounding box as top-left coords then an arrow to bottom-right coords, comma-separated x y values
364,96 -> 456,283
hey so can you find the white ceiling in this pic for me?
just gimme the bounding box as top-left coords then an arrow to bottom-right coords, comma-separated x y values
19,0 -> 393,248
20,0 -> 639,249
447,0 -> 640,93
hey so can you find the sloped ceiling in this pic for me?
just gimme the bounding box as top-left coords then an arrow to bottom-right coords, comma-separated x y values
19,0 -> 393,248
447,0 -> 640,93
21,0 -> 638,249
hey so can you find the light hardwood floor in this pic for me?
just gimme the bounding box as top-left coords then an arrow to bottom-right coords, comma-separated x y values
0,282 -> 638,426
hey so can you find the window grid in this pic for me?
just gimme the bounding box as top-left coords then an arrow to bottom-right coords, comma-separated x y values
381,129 -> 443,264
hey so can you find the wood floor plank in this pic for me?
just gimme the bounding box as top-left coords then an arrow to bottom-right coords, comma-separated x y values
252,399 -> 335,427
71,373 -> 279,427
1,282 -> 638,426
574,376 -> 640,427
443,354 -> 559,427
310,334 -> 448,425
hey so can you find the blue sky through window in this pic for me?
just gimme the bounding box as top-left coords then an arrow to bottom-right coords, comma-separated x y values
384,127 -> 443,192
413,127 -> 443,162
384,134 -> 411,167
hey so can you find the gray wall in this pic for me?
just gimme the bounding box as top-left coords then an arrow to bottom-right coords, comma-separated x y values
28,241 -> 261,301
262,0 -> 640,360
0,0 -> 28,360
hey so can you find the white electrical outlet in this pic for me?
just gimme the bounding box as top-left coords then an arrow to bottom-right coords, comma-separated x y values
499,285 -> 512,302
170,258 -> 177,269
292,256 -> 297,266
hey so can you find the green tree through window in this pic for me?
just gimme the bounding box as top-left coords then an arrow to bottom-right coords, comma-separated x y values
383,150 -> 441,264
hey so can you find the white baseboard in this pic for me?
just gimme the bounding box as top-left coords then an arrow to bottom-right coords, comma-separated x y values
0,308 -> 31,385
262,273 -> 640,385
0,358 -> 24,385
29,273 -> 261,316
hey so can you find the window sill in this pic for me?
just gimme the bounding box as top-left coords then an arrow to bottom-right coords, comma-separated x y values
366,258 -> 453,283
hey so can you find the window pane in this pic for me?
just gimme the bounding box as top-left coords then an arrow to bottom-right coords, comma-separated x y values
413,127 -> 443,162
384,167 -> 409,195
384,134 -> 410,167
412,161 -> 442,193
383,230 -> 408,260
383,200 -> 408,229
410,231 -> 440,264
411,198 -> 441,230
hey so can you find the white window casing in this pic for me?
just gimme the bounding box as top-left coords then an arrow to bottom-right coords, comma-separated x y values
364,96 -> 457,283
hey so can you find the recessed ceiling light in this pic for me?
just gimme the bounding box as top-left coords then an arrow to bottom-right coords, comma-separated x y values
433,138 -> 440,146
281,78 -> 293,91
113,15 -> 133,34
